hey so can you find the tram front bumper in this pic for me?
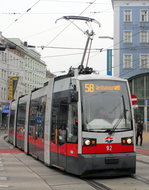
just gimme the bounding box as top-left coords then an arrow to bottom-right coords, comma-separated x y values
67,152 -> 136,177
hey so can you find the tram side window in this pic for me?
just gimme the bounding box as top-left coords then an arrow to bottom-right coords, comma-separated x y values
9,109 -> 15,131
51,101 -> 59,144
67,103 -> 78,143
29,96 -> 47,139
51,96 -> 68,144
17,103 -> 26,133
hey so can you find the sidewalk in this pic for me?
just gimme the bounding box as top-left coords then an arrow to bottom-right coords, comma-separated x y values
0,134 -> 95,190
136,131 -> 149,155
143,131 -> 149,143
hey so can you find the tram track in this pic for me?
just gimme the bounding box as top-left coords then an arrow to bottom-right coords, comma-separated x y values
86,175 -> 149,190
85,179 -> 112,190
132,175 -> 149,185
137,159 -> 149,165
135,159 -> 149,185
9,152 -> 149,189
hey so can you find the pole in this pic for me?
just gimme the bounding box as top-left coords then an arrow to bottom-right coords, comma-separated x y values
80,32 -> 91,66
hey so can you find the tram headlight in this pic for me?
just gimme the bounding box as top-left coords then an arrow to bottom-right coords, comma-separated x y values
127,138 -> 132,144
121,137 -> 133,145
83,138 -> 96,146
84,139 -> 91,146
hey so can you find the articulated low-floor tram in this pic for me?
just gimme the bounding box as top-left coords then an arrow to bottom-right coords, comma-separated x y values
8,69 -> 136,177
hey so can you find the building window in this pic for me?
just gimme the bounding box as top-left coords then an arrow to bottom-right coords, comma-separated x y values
147,75 -> 149,97
123,31 -> 132,43
2,87 -> 4,99
124,10 -> 132,22
4,88 -> 6,100
134,76 -> 145,98
123,54 -> 132,69
140,54 -> 149,69
140,10 -> 148,22
140,31 -> 149,43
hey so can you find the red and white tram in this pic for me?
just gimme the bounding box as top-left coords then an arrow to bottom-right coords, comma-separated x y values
8,72 -> 136,177
8,16 -> 136,177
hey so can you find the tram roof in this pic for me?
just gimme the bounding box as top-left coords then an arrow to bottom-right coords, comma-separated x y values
54,73 -> 127,82
75,73 -> 127,82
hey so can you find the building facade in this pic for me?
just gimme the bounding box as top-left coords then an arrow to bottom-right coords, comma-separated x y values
0,34 -> 47,127
112,0 -> 149,130
9,38 -> 46,94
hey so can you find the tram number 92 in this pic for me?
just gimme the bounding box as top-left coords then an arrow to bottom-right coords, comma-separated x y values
84,84 -> 95,92
106,145 -> 113,151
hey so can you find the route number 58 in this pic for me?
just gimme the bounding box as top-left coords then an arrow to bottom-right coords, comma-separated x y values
85,84 -> 95,92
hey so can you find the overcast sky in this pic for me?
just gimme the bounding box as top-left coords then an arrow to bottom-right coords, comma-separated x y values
0,0 -> 113,75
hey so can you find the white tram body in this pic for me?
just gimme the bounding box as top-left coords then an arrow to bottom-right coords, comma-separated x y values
8,73 -> 136,177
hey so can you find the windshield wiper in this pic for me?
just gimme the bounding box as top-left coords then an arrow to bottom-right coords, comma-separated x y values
105,95 -> 128,135
105,116 -> 123,135
122,95 -> 128,127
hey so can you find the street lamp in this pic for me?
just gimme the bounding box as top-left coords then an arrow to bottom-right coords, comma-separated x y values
98,36 -> 114,40
98,36 -> 114,76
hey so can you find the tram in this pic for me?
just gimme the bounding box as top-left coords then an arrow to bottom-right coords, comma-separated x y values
8,71 -> 136,177
8,16 -> 136,177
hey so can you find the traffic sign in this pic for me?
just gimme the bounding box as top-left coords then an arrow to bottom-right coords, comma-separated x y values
131,94 -> 138,105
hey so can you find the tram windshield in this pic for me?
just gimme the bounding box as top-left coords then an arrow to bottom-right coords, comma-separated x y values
81,80 -> 133,132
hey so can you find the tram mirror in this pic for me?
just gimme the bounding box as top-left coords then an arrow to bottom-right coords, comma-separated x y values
70,90 -> 78,103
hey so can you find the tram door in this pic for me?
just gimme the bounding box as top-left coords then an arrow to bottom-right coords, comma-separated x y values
16,102 -> 26,150
51,96 -> 68,169
28,96 -> 46,161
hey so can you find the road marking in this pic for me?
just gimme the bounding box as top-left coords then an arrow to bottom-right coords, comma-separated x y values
0,149 -> 22,154
0,177 -> 7,181
0,185 -> 10,188
136,149 -> 149,155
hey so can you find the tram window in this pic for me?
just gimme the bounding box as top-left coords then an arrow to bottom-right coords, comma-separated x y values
9,109 -> 15,130
29,96 -> 46,138
51,95 -> 68,144
67,103 -> 78,143
51,103 -> 58,143
17,103 -> 26,133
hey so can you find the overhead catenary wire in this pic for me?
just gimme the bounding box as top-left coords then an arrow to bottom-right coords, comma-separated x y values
39,0 -> 149,71
44,0 -> 97,47
3,49 -> 149,76
41,50 -> 98,58
0,9 -> 112,15
2,0 -> 41,32
1,0 -> 112,52
2,45 -> 148,77
0,0 -> 130,76
2,0 -> 147,77
19,1 -> 123,49
39,0 -> 106,5
1,0 -> 127,52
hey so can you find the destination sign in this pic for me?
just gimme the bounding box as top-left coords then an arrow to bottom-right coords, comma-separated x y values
84,83 -> 121,93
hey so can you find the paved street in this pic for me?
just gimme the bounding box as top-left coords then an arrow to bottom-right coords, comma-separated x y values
0,133 -> 94,190
0,131 -> 149,190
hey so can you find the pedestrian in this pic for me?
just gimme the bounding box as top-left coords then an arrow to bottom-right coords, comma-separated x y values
136,120 -> 144,146
58,125 -> 66,145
